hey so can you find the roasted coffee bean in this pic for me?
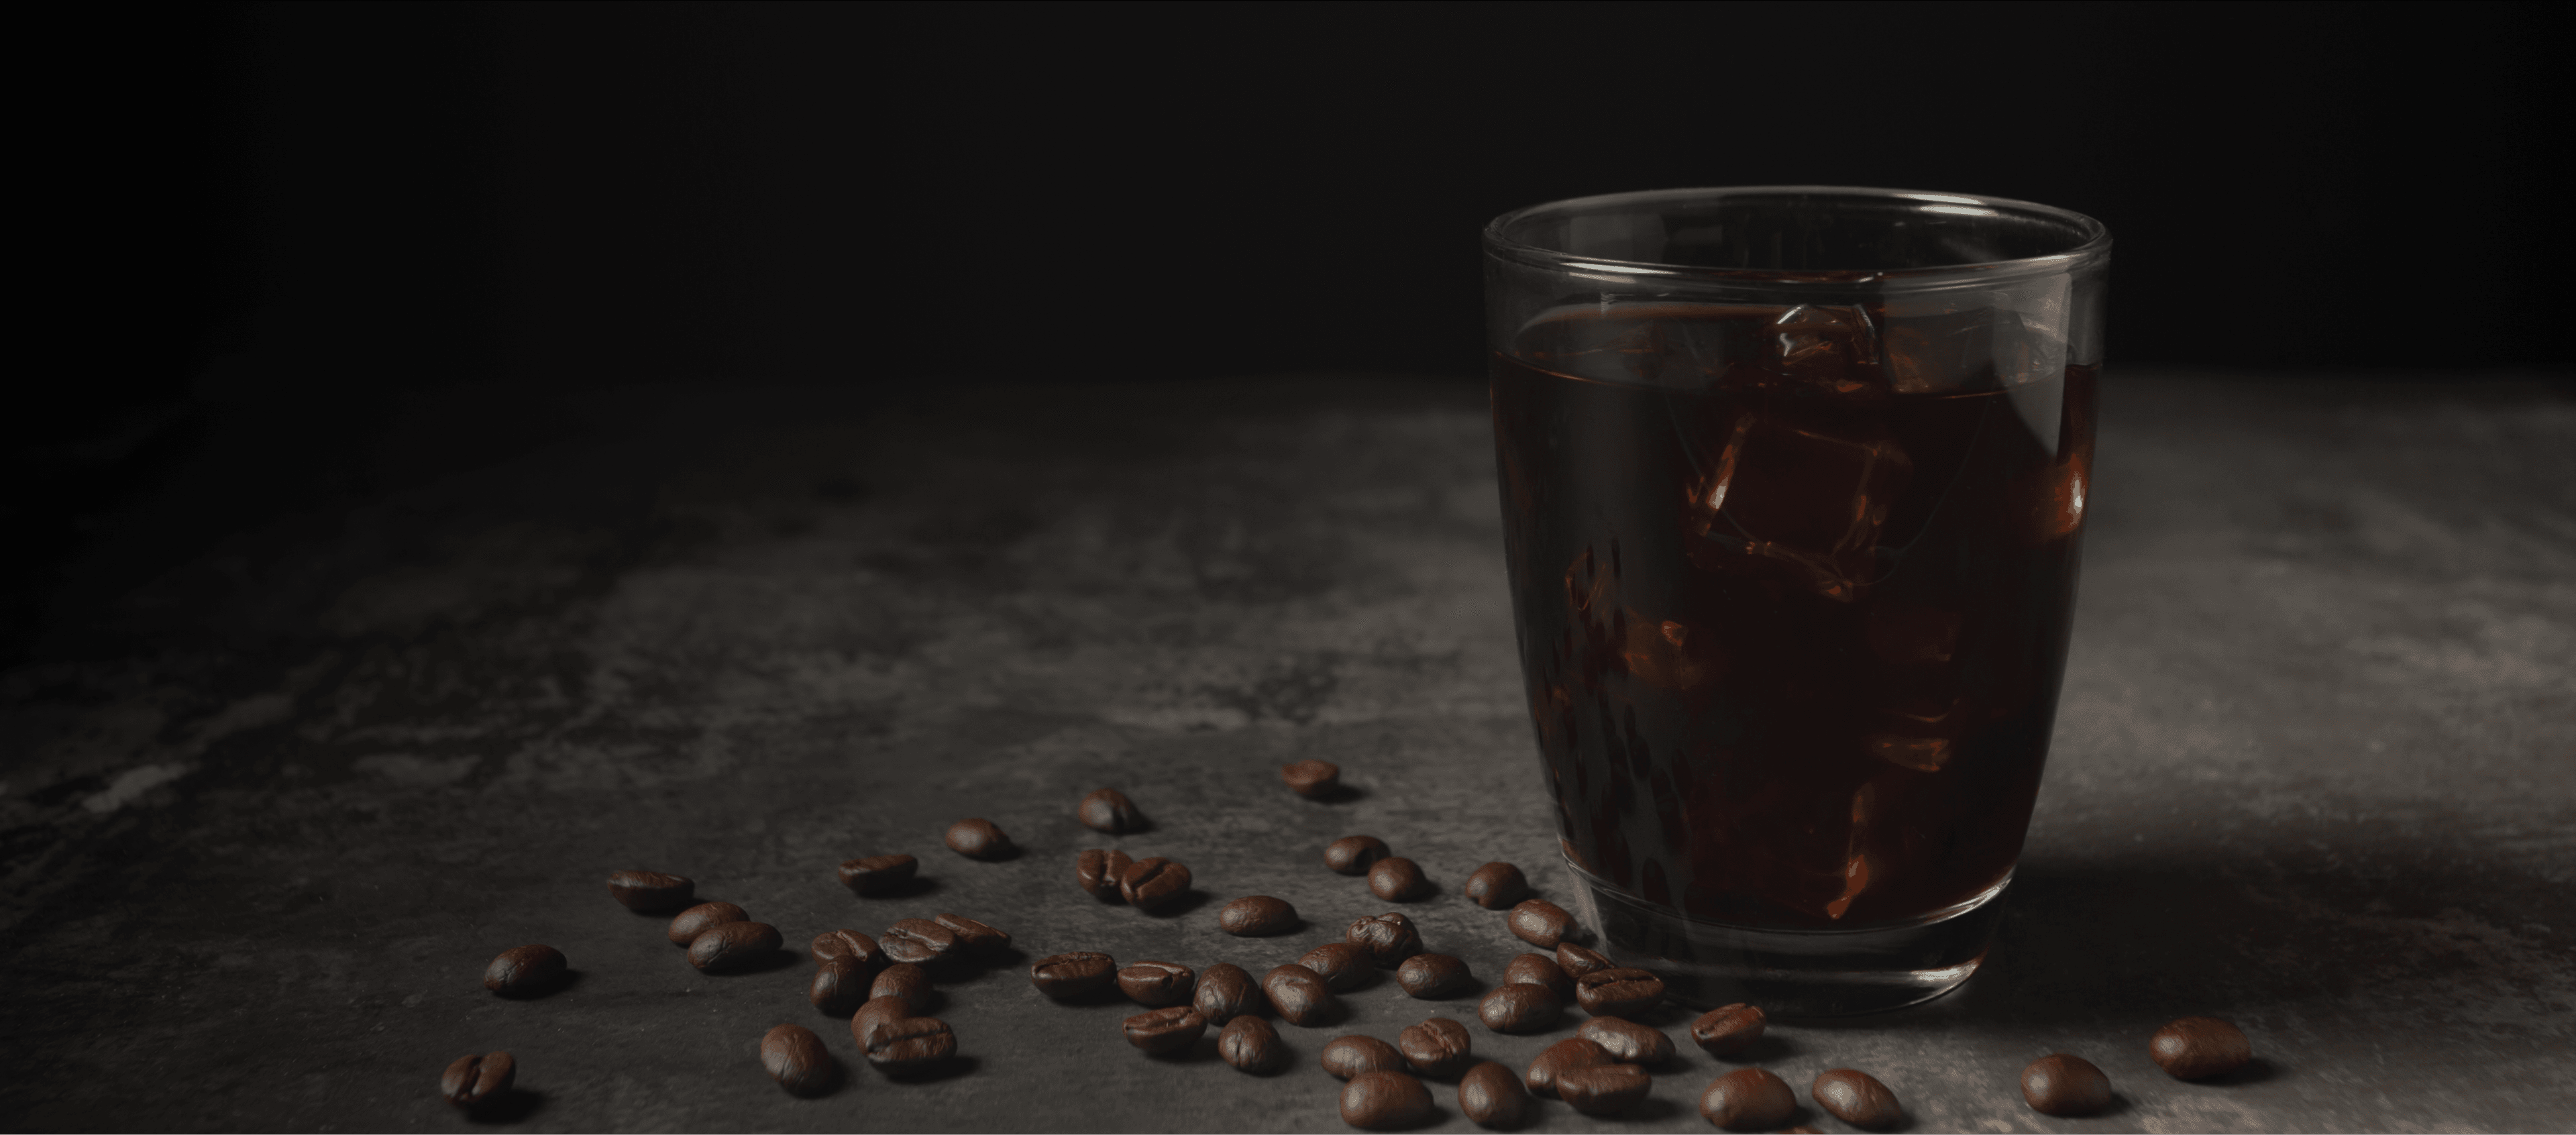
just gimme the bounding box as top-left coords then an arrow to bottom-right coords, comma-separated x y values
851,994 -> 911,1047
1077,849 -> 1134,901
1281,759 -> 1341,798
881,918 -> 961,965
1507,899 -> 1574,948
689,921 -> 782,972
1811,1068 -> 1902,1130
1030,951 -> 1118,997
931,912 -> 1010,954
1458,1061 -> 1530,1129
1479,982 -> 1561,1034
1118,856 -> 1191,911
810,953 -> 869,1016
1218,895 -> 1298,936
2150,1016 -> 2252,1080
439,1052 -> 515,1107
871,962 -> 936,1012
1502,953 -> 1573,999
1324,834 -> 1391,875
1700,1067 -> 1796,1131
944,818 -> 1012,859
1079,788 -> 1144,833
1556,1063 -> 1652,1117
1463,862 -> 1531,910
1574,967 -> 1666,1017
1780,1127 -> 1825,1134
810,929 -> 883,968
2022,1052 -> 2113,1116
1578,1017 -> 1674,1065
1124,1006 -> 1208,1055
1523,1036 -> 1609,1097
1368,857 -> 1429,901
837,854 -> 916,896
1299,942 -> 1373,991
1397,1017 -> 1474,1079
1322,1034 -> 1407,1080
1554,942 -> 1611,977
606,870 -> 694,912
1261,963 -> 1340,1027
1341,1070 -> 1436,1130
1219,1014 -> 1286,1073
1194,962 -> 1258,1024
1118,960 -> 1197,1007
1348,912 -> 1424,967
1690,1003 -> 1766,1056
1396,953 -> 1474,999
865,1016 -> 956,1071
482,944 -> 565,996
667,902 -> 747,946
760,1024 -> 833,1095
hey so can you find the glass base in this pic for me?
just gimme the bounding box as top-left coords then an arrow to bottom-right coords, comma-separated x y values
1558,860 -> 2012,1018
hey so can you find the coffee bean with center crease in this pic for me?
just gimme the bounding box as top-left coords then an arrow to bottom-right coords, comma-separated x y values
440,1052 -> 515,1107
838,854 -> 916,896
1479,982 -> 1561,1034
2022,1053 -> 2113,1116
483,944 -> 565,997
1348,912 -> 1424,967
1077,849 -> 1134,901
1195,963 -> 1258,1024
606,870 -> 693,912
1342,1070 -> 1436,1130
1300,942 -> 1373,991
1575,967 -> 1666,1016
810,929 -> 883,968
1505,899 -> 1575,949
1124,1006 -> 1207,1055
1219,895 -> 1299,936
2150,1016 -> 2253,1080
1368,857 -> 1429,901
851,994 -> 911,1046
1554,942 -> 1611,977
1398,1017 -> 1474,1079
1322,1034 -> 1407,1079
881,918 -> 961,965
810,954 -> 869,1016
865,1016 -> 956,1071
1459,1061 -> 1531,1129
1119,857 -> 1191,911
1701,1067 -> 1797,1131
1556,1063 -> 1652,1117
944,818 -> 1012,859
1578,1017 -> 1675,1065
1219,1014 -> 1285,1073
1324,834 -> 1391,875
1118,960 -> 1196,1007
1464,861 -> 1531,909
1691,1002 -> 1766,1056
690,921 -> 782,972
665,902 -> 746,946
760,1024 -> 835,1095
1524,1036 -> 1611,1097
932,912 -> 1009,954
871,962 -> 936,1012
1079,788 -> 1144,833
1812,1068 -> 1904,1130
1281,759 -> 1341,798
1262,963 -> 1340,1026
1030,952 -> 1117,998
1396,953 -> 1474,999
1503,953 -> 1573,999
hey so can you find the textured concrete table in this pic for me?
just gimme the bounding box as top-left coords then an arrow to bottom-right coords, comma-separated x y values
3,372 -> 2570,1132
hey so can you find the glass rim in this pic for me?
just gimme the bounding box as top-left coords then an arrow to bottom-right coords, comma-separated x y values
1483,185 -> 2112,290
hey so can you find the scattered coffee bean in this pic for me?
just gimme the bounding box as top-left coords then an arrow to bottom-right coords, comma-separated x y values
1195,963 -> 1258,1024
1123,1006 -> 1208,1055
1555,1063 -> 1652,1117
1700,1067 -> 1796,1131
865,1016 -> 956,1071
482,944 -> 565,997
1341,1070 -> 1435,1130
1395,953 -> 1474,999
837,854 -> 916,896
2150,1016 -> 2252,1080
667,902 -> 747,946
1261,963 -> 1340,1026
688,921 -> 782,972
1281,759 -> 1341,798
810,929 -> 883,968
1367,857 -> 1429,901
1523,1036 -> 1611,1097
2022,1052 -> 2112,1116
1502,953 -> 1573,999
1219,895 -> 1299,936
1300,942 -> 1374,991
944,818 -> 1012,859
1554,942 -> 1611,977
1506,899 -> 1574,948
1079,788 -> 1144,834
1077,849 -> 1134,901
606,870 -> 694,912
1690,1003 -> 1766,1056
1780,1127 -> 1824,1134
439,1051 -> 515,1107
810,953 -> 869,1016
1348,912 -> 1424,967
1458,1060 -> 1530,1129
1118,960 -> 1197,1007
1578,1017 -> 1674,1065
1463,862 -> 1531,909
1324,834 -> 1392,875
1118,856 -> 1191,911
1322,1034 -> 1408,1080
1811,1068 -> 1902,1130
1574,967 -> 1666,1017
931,912 -> 1010,954
1479,982 -> 1561,1034
1030,951 -> 1118,998
1219,1014 -> 1286,1073
879,918 -> 962,966
1397,1017 -> 1474,1079
871,962 -> 936,1012
760,1024 -> 833,1095
851,994 -> 912,1047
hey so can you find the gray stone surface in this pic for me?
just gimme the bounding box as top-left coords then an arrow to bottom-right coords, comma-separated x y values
3,372 -> 2571,1132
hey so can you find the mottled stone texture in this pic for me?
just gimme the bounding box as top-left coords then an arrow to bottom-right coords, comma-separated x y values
2,373 -> 2569,1132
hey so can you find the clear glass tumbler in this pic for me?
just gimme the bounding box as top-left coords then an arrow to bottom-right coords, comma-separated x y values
1485,186 -> 2110,1015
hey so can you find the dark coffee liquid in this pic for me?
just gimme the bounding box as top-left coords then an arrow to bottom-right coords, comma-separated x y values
1493,303 -> 2094,929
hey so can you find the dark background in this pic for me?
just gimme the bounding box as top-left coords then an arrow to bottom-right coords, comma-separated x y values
11,0 -> 2568,663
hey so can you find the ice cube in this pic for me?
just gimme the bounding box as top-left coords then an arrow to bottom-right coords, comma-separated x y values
1880,306 -> 2065,412
1762,305 -> 1880,396
1684,413 -> 1912,600
1866,733 -> 1953,773
1618,614 -> 1719,692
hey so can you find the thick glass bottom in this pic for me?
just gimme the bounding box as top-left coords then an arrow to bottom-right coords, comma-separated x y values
1559,860 -> 2012,1018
